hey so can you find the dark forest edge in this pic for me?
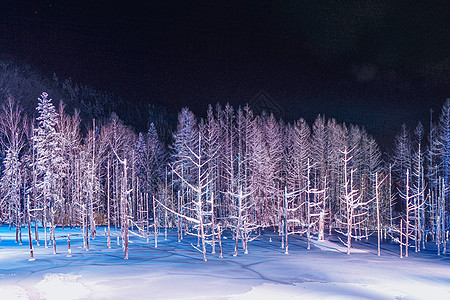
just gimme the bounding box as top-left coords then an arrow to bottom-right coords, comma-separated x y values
0,59 -> 448,261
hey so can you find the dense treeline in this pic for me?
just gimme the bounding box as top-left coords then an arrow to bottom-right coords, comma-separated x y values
0,59 -> 173,138
0,63 -> 448,260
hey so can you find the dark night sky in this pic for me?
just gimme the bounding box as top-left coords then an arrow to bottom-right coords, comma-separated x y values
1,0 -> 449,147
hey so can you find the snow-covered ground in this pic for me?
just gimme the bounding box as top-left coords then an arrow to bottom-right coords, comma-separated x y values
0,226 -> 449,299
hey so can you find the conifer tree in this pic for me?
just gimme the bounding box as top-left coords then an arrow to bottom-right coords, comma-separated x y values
33,92 -> 62,253
392,124 -> 412,212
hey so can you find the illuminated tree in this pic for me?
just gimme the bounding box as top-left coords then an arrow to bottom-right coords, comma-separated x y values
33,92 -> 63,253
0,95 -> 27,243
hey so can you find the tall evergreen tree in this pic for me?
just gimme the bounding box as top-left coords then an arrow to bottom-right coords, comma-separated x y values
33,92 -> 63,252
439,99 -> 450,191
392,124 -> 412,210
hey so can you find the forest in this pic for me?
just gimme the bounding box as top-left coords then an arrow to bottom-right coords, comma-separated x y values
0,60 -> 448,262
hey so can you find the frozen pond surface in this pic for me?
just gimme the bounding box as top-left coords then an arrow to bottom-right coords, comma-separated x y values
0,226 -> 449,299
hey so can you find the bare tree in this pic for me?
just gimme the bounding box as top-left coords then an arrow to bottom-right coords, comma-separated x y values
395,169 -> 425,257
374,172 -> 389,256
161,131 -> 211,261
336,147 -> 372,254
228,188 -> 257,256
0,95 -> 27,242
281,186 -> 303,254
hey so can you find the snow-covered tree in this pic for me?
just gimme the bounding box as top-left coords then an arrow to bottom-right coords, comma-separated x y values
264,114 -> 285,228
285,118 -> 310,225
439,99 -> 450,190
166,130 -> 210,261
136,123 -> 165,198
33,92 -> 63,253
392,124 -> 412,212
336,146 -> 371,254
412,122 -> 425,250
0,95 -> 27,242
326,119 -> 348,230
248,116 -> 270,226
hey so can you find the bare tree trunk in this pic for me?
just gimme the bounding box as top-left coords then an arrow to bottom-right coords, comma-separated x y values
405,170 -> 410,258
107,159 -> 111,248
284,187 -> 289,254
443,193 -> 447,254
67,234 -> 72,257
18,220 -> 22,245
389,164 -> 393,229
400,219 -> 403,258
82,207 -> 86,249
177,191 -> 181,243
90,119 -> 96,239
318,210 -> 325,241
153,196 -> 158,248
61,187 -> 65,230
307,161 -> 311,250
345,168 -> 354,255
211,191 -> 216,254
197,135 -> 207,262
243,221 -> 249,254
44,200 -> 48,248
318,176 -> 326,241
218,224 -> 223,258
124,218 -> 129,260
52,219 -> 57,254
234,193 -> 241,257
85,209 -> 90,251
27,195 -> 35,261
34,217 -> 39,246
123,159 -> 129,260
376,173 -> 381,256
146,193 -> 149,243
328,192 -> 332,235
198,201 -> 207,262
414,194 -> 418,253
33,125 -> 40,246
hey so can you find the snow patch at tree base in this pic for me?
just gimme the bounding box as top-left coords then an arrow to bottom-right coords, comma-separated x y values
34,273 -> 91,300
312,239 -> 369,253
